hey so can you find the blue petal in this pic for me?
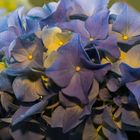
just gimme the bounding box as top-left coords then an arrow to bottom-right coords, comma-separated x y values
27,7 -> 47,19
0,29 -> 17,51
43,2 -> 58,15
110,2 -> 126,15
62,71 -> 91,104
85,9 -> 109,39
120,63 -> 140,83
45,35 -> 84,87
71,0 -> 109,16
58,20 -> 90,39
94,35 -> 120,58
126,81 -> 140,108
0,16 -> 8,32
112,3 -> 140,37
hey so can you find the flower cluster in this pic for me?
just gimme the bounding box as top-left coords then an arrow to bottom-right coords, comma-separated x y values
0,0 -> 140,140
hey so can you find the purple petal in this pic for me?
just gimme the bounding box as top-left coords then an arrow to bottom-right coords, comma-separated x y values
63,106 -> 83,133
88,79 -> 99,102
120,63 -> 140,83
24,18 -> 41,34
12,94 -> 55,126
81,57 -> 111,70
0,29 -> 17,50
102,127 -> 128,140
71,0 -> 109,16
0,16 -> 8,32
59,93 -> 76,107
43,2 -> 58,15
0,73 -> 13,92
83,118 -> 103,140
99,88 -> 111,101
7,37 -> 44,75
94,64 -> 111,82
95,35 -> 120,58
40,0 -> 71,27
46,34 -> 89,87
46,68 -> 74,87
112,4 -> 140,37
58,20 -> 90,39
13,77 -> 47,102
27,7 -> 47,19
126,80 -> 140,108
102,107 -> 116,129
110,2 -> 126,15
79,69 -> 94,95
107,77 -> 120,92
40,0 -> 109,27
85,9 -> 109,39
51,106 -> 65,128
122,108 -> 140,126
8,7 -> 25,35
62,73 -> 89,104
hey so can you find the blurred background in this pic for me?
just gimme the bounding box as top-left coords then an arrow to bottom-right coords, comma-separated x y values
0,0 -> 139,13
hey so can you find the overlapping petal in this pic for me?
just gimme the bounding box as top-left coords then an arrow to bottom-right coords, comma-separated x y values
6,35 -> 44,75
46,35 -> 110,103
112,3 -> 140,45
41,26 -> 72,54
40,0 -> 109,27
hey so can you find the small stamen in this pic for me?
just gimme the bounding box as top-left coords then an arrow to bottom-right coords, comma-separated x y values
28,54 -> 33,60
75,66 -> 81,72
89,37 -> 94,41
59,41 -> 64,46
122,35 -> 129,41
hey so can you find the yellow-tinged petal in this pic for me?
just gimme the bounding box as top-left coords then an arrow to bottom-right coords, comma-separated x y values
101,58 -> 109,64
121,45 -> 140,68
0,62 -> 6,71
120,50 -> 126,60
44,51 -> 58,68
41,26 -> 72,55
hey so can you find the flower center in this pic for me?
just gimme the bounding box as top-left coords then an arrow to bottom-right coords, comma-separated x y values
59,41 -> 64,46
89,37 -> 94,41
28,54 -> 33,60
40,96 -> 43,99
122,35 -> 129,41
42,76 -> 49,83
75,66 -> 81,72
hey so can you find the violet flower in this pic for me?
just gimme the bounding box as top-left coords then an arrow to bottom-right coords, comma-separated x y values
6,35 -> 44,75
40,0 -> 109,27
111,2 -> 140,46
46,35 -> 111,104
58,9 -> 120,59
